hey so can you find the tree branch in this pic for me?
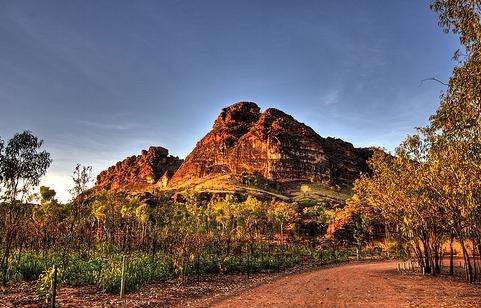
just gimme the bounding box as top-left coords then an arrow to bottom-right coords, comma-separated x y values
419,77 -> 449,87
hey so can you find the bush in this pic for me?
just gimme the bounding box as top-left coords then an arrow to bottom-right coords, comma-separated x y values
62,255 -> 102,286
10,253 -> 48,281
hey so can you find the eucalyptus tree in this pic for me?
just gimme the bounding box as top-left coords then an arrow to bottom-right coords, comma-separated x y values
0,131 -> 51,285
428,0 -> 481,282
65,164 -> 93,252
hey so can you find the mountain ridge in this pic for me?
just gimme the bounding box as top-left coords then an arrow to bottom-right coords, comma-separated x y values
94,102 -> 374,195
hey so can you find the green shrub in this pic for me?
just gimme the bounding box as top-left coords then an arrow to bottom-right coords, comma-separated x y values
97,258 -> 123,293
62,255 -> 102,286
11,253 -> 47,281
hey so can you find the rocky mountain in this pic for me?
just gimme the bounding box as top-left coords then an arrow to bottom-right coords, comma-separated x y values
95,146 -> 182,194
95,102 -> 373,194
169,102 -> 372,188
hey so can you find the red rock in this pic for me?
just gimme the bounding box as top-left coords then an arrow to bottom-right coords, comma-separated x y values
95,146 -> 182,193
96,102 -> 373,194
170,102 -> 372,187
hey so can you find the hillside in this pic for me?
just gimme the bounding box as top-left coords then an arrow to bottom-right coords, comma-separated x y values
94,101 -> 373,198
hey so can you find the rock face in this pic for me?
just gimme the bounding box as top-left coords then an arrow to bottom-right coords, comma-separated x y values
170,102 -> 372,187
95,146 -> 182,193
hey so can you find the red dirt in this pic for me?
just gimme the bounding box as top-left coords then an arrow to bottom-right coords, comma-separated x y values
211,260 -> 481,307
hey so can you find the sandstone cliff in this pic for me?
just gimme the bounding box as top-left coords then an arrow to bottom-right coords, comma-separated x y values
95,146 -> 182,193
169,102 -> 372,188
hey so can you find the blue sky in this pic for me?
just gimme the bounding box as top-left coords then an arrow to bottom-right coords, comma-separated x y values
0,0 -> 458,201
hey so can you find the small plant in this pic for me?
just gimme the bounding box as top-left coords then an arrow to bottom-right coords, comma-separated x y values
37,266 -> 61,305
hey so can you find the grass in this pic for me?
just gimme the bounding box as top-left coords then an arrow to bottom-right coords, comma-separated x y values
292,183 -> 353,203
162,174 -> 352,204
6,244 -> 351,296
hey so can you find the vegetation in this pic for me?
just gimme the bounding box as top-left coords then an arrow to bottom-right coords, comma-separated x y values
350,0 -> 481,282
0,131 -> 352,303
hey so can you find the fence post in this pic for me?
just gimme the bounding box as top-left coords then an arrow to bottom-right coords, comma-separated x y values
51,265 -> 58,308
247,251 -> 250,278
276,253 -> 280,273
196,254 -> 200,284
120,255 -> 126,299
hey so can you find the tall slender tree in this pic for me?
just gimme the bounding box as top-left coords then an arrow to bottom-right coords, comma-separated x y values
0,131 -> 51,285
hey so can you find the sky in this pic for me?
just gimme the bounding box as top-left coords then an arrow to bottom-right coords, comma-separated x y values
0,0 -> 459,202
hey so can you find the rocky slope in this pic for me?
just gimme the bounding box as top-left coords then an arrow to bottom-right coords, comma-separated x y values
95,102 -> 373,195
169,102 -> 372,188
95,146 -> 182,194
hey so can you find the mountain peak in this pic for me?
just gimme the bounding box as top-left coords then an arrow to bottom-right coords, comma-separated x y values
213,101 -> 260,130
169,102 -> 371,188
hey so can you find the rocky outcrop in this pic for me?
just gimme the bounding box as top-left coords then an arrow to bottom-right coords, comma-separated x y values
95,146 -> 182,193
170,102 -> 372,187
96,102 -> 373,194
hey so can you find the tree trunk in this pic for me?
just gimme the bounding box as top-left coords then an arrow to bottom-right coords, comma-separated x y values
472,241 -> 477,281
449,235 -> 454,275
151,238 -> 157,262
422,239 -> 432,274
461,240 -> 474,282
434,247 -> 441,275
1,228 -> 13,286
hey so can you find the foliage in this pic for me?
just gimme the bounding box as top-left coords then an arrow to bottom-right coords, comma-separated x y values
10,252 -> 48,281
349,0 -> 481,282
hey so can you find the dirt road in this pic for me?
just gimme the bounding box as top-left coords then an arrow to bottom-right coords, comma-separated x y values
211,261 -> 481,307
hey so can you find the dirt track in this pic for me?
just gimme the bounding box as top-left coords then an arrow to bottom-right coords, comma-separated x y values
211,261 -> 481,308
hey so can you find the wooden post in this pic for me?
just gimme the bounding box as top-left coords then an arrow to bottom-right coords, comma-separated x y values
120,255 -> 126,299
51,265 -> 58,308
196,254 -> 200,284
276,253 -> 280,273
247,247 -> 250,278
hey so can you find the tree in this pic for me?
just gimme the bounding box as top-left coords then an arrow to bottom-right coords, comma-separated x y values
0,131 -> 51,285
428,0 -> 481,282
267,201 -> 297,243
33,187 -> 66,257
69,164 -> 92,201
349,1 -> 481,282
65,164 -> 92,253
39,186 -> 57,203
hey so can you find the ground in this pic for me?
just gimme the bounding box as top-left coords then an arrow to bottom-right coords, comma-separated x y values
212,261 -> 481,307
1,260 -> 481,307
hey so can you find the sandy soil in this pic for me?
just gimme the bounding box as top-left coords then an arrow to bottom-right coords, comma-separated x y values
212,260 -> 481,308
